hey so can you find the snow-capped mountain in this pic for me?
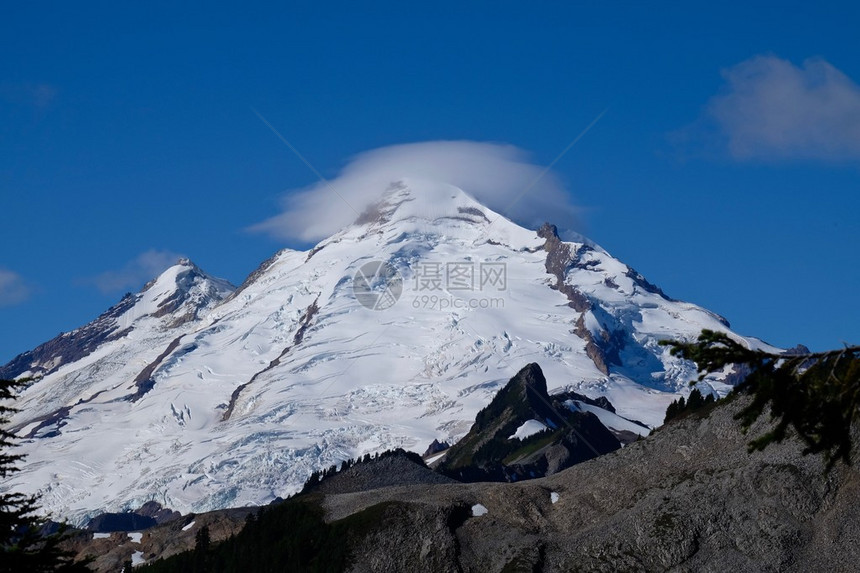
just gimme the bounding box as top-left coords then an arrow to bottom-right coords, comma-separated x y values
2,179 -> 777,525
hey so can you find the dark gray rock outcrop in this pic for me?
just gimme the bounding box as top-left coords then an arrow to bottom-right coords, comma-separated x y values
436,363 -> 621,482
86,513 -> 157,533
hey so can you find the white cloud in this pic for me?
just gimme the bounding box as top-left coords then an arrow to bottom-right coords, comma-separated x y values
0,269 -> 30,307
85,250 -> 184,294
250,141 -> 579,242
707,55 -> 860,161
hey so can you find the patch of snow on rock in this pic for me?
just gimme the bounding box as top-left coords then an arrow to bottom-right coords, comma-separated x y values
509,419 -> 547,440
471,504 -> 488,517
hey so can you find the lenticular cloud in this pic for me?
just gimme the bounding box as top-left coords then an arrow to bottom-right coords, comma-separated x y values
250,140 -> 579,243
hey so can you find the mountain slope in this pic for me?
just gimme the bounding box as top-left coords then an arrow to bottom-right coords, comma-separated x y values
3,260 -> 234,436
2,178 -> 778,524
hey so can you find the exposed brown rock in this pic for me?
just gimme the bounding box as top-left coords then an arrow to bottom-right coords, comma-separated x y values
538,223 -> 610,375
222,298 -> 320,420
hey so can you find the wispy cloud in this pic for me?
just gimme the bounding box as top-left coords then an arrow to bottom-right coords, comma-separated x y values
701,55 -> 860,162
0,81 -> 58,108
0,268 -> 31,307
83,250 -> 184,294
250,140 -> 579,242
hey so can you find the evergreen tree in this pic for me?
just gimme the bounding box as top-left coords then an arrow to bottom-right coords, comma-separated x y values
686,388 -> 705,410
193,525 -> 210,572
662,330 -> 860,467
194,525 -> 210,553
663,389 -> 717,424
663,399 -> 680,424
1,378 -> 90,572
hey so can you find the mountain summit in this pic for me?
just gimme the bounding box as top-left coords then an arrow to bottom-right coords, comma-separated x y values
1,180 -> 776,524
0,259 -> 233,382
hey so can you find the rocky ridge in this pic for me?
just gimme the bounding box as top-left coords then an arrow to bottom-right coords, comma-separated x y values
330,393 -> 860,572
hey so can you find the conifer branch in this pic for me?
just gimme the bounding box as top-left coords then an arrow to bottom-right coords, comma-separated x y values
661,331 -> 860,468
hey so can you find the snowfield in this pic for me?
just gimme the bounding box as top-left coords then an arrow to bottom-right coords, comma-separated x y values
1,179 -> 780,525
564,400 -> 651,438
509,420 -> 549,440
128,532 -> 143,543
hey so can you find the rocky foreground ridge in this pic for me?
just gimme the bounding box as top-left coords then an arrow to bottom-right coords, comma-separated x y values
327,393 -> 860,572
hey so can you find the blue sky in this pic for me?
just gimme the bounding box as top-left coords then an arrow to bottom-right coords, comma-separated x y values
2,2 -> 858,362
